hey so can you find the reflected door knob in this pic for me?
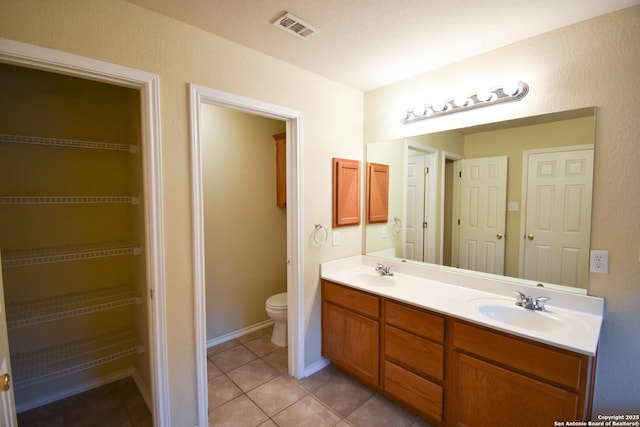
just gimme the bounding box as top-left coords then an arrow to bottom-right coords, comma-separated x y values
527,234 -> 534,240
496,233 -> 503,240
0,373 -> 10,392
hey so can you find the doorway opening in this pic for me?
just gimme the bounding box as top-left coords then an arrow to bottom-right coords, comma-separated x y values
189,84 -> 303,427
0,38 -> 168,425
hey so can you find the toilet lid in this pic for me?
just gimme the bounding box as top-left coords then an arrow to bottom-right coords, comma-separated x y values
266,292 -> 287,309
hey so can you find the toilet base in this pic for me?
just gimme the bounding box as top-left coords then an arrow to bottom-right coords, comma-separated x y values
271,321 -> 287,347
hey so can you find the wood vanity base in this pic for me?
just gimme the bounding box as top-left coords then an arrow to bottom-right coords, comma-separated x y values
321,280 -> 596,427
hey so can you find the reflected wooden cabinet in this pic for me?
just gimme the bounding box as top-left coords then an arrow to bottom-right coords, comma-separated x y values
273,132 -> 286,207
367,162 -> 389,223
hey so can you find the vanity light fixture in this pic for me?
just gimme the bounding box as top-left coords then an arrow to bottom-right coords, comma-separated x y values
401,81 -> 529,124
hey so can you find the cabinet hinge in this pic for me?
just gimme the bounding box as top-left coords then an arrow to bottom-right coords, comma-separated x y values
150,289 -> 155,300
422,221 -> 428,229
457,219 -> 461,225
459,171 -> 462,178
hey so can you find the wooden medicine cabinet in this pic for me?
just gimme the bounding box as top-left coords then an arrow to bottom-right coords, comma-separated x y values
332,157 -> 361,227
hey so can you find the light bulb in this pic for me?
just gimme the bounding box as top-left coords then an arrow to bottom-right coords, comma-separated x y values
412,105 -> 426,116
502,82 -> 522,96
453,96 -> 470,107
432,100 -> 446,112
476,88 -> 496,102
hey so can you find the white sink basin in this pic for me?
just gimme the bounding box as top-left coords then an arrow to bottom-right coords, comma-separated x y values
468,298 -> 572,333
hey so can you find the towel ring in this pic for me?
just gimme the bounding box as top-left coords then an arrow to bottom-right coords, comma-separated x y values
313,224 -> 328,245
393,217 -> 402,234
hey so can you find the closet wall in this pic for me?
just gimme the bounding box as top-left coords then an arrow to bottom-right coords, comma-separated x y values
0,63 -> 150,411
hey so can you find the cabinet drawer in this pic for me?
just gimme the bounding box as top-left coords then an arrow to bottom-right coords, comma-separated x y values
385,300 -> 444,343
384,361 -> 443,422
452,321 -> 585,390
385,325 -> 443,380
322,280 -> 380,319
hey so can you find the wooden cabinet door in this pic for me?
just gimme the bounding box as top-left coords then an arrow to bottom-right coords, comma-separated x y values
332,158 -> 361,227
273,132 -> 286,207
452,353 -> 578,427
322,302 -> 379,387
367,162 -> 389,223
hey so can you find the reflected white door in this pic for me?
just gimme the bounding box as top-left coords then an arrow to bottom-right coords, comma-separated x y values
0,251 -> 17,426
406,155 -> 427,261
522,148 -> 593,287
458,156 -> 507,274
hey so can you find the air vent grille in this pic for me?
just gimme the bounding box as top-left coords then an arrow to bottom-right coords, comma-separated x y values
272,12 -> 318,40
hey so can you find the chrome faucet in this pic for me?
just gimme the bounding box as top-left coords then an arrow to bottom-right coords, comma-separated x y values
375,263 -> 395,276
512,291 -> 550,311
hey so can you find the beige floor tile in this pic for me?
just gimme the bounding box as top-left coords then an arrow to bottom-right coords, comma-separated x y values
346,395 -> 415,427
257,420 -> 278,427
208,375 -> 243,410
271,395 -> 341,427
208,395 -> 268,427
262,347 -> 289,373
296,364 -> 338,392
207,339 -> 241,357
312,374 -> 372,417
227,359 -> 279,392
244,334 -> 281,357
236,325 -> 273,344
411,417 -> 435,426
247,375 -> 308,416
208,359 -> 224,379
210,344 -> 258,373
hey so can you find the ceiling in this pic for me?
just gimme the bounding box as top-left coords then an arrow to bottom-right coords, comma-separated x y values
125,0 -> 640,91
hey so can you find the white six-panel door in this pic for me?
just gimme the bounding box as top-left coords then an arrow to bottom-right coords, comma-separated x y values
522,147 -> 594,287
458,156 -> 508,274
406,154 -> 427,261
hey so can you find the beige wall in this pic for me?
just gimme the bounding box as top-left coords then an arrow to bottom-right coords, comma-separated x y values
365,6 -> 640,413
0,1 -> 363,424
201,104 -> 286,341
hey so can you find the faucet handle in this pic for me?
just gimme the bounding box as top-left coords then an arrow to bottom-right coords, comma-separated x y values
375,263 -> 384,272
512,290 -> 527,306
535,297 -> 550,311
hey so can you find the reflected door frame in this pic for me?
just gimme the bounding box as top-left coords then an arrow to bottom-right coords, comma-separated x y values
404,142 -> 438,263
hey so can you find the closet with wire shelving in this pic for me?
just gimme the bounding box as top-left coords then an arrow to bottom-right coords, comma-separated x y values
0,62 -> 150,413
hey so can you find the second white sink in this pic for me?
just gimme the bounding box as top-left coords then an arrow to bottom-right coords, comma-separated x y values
468,298 -> 572,333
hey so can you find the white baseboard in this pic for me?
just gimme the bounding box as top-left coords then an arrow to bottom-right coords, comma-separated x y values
206,319 -> 274,348
16,368 -> 135,413
303,357 -> 330,378
131,368 -> 152,412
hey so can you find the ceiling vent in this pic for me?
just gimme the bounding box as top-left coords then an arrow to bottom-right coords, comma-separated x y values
272,12 -> 318,40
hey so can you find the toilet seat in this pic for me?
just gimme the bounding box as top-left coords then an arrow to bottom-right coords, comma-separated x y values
266,292 -> 287,309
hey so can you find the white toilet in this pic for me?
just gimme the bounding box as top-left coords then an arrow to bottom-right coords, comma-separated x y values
265,292 -> 288,347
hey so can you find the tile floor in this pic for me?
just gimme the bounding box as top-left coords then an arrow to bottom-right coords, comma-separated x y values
208,325 -> 433,427
16,376 -> 152,427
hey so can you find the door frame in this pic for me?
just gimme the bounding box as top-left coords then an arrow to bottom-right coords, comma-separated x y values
189,84 -> 304,427
440,151 -> 464,266
404,141 -> 437,263
0,38 -> 169,425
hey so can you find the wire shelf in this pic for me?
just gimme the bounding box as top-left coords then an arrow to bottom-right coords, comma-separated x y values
11,329 -> 143,389
0,133 -> 138,153
6,285 -> 143,329
1,242 -> 141,268
0,195 -> 140,205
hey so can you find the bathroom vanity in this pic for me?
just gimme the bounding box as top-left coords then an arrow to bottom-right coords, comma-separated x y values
320,256 -> 603,426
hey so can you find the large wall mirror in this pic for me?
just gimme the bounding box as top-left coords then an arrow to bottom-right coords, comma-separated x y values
365,107 -> 596,294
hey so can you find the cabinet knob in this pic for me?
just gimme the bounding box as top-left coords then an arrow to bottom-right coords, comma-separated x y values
0,373 -> 10,392
527,234 -> 535,241
496,233 -> 503,240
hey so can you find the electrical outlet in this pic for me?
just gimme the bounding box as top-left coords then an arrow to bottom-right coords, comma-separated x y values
590,250 -> 609,274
